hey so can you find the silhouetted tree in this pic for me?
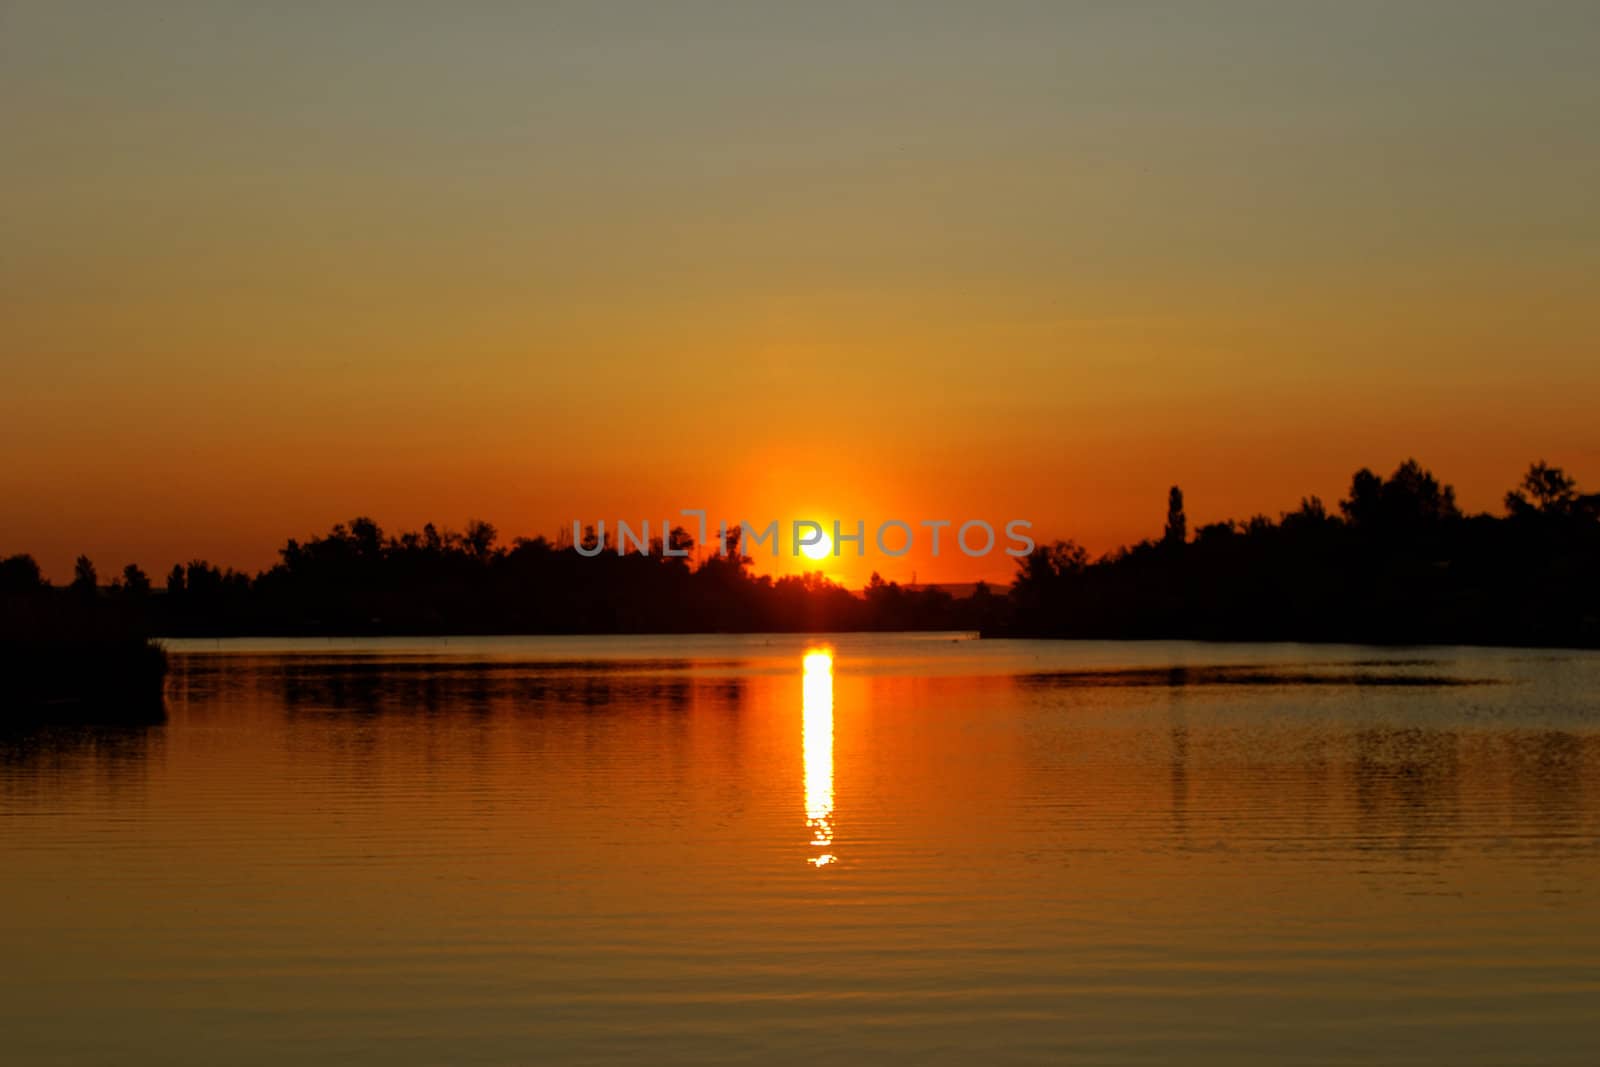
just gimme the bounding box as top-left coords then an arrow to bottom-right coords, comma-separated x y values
1163,486 -> 1187,547
464,519 -> 498,559
1340,459 -> 1458,531
1341,468 -> 1383,527
0,554 -> 47,595
1506,461 -> 1578,516
120,564 -> 151,596
1193,520 -> 1237,546
1280,495 -> 1330,531
71,556 -> 98,599
1383,459 -> 1459,523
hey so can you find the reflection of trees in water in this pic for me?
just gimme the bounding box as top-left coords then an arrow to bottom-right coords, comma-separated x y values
1351,727 -> 1463,856
1343,726 -> 1600,892
1011,667 -> 1600,879
1351,728 -> 1598,851
158,654 -> 759,789
166,655 -> 755,717
1018,665 -> 1488,688
211,657 -> 755,781
1502,730 -> 1591,840
0,721 -> 165,802
173,656 -> 751,718
1163,684 -> 1191,845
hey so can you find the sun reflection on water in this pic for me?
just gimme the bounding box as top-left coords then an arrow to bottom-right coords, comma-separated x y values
802,649 -> 836,868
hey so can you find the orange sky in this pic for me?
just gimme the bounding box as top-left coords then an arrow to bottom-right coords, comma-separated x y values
3,3 -> 1599,586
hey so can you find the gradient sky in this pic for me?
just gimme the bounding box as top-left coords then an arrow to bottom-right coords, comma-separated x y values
4,1 -> 1599,586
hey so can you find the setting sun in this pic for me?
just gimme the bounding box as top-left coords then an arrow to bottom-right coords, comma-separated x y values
800,529 -> 832,562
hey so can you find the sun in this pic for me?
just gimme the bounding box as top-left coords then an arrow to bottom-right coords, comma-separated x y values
800,529 -> 832,562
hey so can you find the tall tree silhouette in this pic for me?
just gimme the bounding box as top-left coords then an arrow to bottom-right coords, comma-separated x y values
1163,487 -> 1187,547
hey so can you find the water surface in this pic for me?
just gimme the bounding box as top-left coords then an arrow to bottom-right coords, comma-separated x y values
4,635 -> 1599,1064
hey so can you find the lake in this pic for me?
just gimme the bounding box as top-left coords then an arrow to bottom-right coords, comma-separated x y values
3,634 -> 1599,1064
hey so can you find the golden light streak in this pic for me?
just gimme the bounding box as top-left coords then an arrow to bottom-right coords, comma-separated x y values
802,649 -> 836,868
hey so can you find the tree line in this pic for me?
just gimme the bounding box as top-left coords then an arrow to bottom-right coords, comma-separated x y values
1007,460 -> 1599,646
2,459 -> 1596,647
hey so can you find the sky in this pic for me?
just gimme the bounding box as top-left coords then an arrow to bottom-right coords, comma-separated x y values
4,1 -> 1599,587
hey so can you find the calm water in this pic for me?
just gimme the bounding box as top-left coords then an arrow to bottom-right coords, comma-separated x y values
4,635 -> 1600,1064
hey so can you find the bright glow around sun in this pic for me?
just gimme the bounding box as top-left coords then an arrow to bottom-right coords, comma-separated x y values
800,529 -> 832,562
